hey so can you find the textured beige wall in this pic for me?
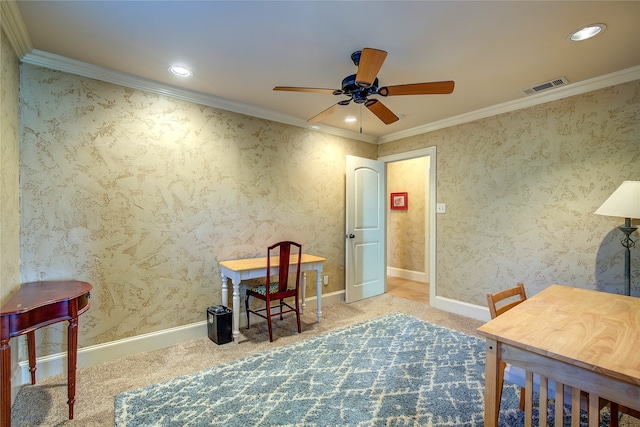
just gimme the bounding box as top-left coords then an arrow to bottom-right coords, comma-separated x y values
387,157 -> 427,272
379,81 -> 640,306
0,26 -> 21,305
13,60 -> 640,356
19,64 -> 377,354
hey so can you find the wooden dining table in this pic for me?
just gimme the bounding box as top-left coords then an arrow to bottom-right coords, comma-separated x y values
477,284 -> 640,427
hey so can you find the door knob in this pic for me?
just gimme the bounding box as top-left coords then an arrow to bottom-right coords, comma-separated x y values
345,234 -> 355,239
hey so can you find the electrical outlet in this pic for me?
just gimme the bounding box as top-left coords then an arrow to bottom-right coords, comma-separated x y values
324,275 -> 329,286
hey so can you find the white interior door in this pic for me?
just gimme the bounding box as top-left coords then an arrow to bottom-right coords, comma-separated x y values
345,155 -> 386,303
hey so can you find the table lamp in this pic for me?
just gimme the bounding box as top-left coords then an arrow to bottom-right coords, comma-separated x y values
594,180 -> 640,296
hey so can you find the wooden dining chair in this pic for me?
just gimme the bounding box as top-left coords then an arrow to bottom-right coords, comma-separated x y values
487,282 -> 527,319
245,241 -> 302,342
487,282 -> 528,409
609,403 -> 640,426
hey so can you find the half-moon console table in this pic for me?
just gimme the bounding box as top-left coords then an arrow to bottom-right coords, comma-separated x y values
0,280 -> 92,427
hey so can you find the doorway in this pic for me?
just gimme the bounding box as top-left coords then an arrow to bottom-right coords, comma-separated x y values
379,147 -> 436,305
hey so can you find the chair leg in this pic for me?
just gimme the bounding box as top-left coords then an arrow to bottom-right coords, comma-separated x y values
610,402 -> 619,427
266,299 -> 273,342
245,295 -> 251,329
279,299 -> 284,320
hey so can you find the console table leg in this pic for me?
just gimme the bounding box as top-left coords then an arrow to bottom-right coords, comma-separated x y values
67,313 -> 79,419
27,331 -> 36,384
1,327 -> 11,427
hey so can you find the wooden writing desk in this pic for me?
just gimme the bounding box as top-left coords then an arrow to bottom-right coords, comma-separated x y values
477,284 -> 640,426
0,280 -> 92,427
220,254 -> 325,343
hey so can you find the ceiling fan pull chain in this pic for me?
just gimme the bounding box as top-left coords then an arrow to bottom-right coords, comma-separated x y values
360,104 -> 363,134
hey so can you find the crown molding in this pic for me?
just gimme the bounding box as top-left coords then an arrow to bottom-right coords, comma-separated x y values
0,0 -> 32,58
17,49 -> 640,147
20,50 -> 377,144
378,65 -> 640,144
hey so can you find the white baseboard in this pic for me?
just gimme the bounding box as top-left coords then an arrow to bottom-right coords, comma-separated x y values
16,291 -> 479,388
16,291 -> 346,386
305,290 -> 345,314
432,295 -> 491,322
386,267 -> 427,283
18,320 -> 208,385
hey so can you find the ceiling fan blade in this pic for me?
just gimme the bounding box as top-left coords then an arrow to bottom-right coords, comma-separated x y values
308,104 -> 341,123
355,48 -> 387,87
378,81 -> 455,96
365,99 -> 399,125
274,86 -> 341,95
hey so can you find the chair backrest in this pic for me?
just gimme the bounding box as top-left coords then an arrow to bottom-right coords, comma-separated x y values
266,241 -> 302,296
487,282 -> 527,319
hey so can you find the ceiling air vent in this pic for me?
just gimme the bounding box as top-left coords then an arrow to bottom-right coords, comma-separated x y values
521,77 -> 570,95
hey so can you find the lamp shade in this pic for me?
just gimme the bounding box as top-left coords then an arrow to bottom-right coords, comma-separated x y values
594,181 -> 640,219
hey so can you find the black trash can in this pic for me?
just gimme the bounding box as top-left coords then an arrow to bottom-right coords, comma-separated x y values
206,305 -> 232,345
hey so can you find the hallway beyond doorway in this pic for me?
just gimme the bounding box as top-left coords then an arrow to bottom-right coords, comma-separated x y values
387,276 -> 429,304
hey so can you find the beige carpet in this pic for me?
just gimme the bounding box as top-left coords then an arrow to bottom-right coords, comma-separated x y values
9,293 -> 639,426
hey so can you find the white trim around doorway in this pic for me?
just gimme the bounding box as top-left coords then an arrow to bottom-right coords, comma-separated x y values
378,147 -> 437,307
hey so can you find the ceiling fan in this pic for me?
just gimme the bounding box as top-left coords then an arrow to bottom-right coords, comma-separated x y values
274,48 -> 455,125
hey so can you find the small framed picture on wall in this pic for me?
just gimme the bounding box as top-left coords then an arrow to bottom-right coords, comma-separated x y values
390,192 -> 408,210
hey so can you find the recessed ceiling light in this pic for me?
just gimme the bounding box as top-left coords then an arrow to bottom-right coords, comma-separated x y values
168,65 -> 193,77
568,23 -> 606,42
344,116 -> 357,123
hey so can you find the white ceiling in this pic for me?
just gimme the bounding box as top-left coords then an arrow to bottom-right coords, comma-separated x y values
12,1 -> 640,142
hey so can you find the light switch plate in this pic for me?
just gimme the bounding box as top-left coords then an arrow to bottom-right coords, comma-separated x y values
436,203 -> 446,213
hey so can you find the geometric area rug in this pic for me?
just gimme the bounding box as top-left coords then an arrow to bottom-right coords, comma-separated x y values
114,313 -> 605,426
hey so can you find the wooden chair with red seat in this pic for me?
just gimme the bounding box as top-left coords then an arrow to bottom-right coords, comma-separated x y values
487,282 -> 528,410
245,241 -> 302,342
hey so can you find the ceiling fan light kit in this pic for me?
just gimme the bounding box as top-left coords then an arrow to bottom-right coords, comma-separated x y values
274,47 -> 455,127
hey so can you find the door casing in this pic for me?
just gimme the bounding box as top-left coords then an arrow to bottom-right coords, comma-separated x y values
378,147 -> 437,304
